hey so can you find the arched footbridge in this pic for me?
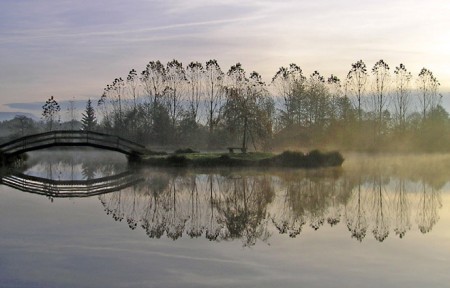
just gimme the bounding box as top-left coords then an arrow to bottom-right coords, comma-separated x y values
0,130 -> 147,157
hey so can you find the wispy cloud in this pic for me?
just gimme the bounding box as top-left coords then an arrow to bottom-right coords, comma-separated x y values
0,0 -> 449,107
0,16 -> 261,44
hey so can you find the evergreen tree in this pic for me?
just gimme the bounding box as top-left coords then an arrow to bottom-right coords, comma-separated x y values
81,99 -> 97,131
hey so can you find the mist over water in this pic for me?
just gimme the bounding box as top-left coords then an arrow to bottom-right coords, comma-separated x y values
1,151 -> 450,287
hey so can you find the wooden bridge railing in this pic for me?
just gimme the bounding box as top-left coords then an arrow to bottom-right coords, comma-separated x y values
0,130 -> 146,156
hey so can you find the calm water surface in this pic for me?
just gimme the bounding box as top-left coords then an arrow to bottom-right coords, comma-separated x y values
1,150 -> 449,287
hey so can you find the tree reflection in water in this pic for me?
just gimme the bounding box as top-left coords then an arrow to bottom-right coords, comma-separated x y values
416,183 -> 442,234
370,171 -> 391,242
6,153 -> 448,246
97,166 -> 446,246
345,177 -> 367,242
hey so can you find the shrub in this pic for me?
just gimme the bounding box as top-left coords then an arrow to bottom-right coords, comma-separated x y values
147,150 -> 168,156
174,148 -> 199,154
323,151 -> 344,167
274,150 -> 306,167
266,150 -> 344,168
166,155 -> 188,166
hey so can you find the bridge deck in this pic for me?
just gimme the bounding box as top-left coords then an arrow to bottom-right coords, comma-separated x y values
0,130 -> 146,156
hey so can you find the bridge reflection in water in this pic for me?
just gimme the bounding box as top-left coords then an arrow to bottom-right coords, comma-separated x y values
1,157 -> 446,246
1,171 -> 143,198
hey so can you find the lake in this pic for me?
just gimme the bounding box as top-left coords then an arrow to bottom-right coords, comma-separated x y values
1,150 -> 449,287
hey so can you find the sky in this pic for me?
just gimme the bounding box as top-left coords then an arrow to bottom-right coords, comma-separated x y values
1,0 -> 450,114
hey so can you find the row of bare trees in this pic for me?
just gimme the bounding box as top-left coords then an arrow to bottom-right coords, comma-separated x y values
270,60 -> 443,150
97,60 -> 274,149
94,58 -> 444,151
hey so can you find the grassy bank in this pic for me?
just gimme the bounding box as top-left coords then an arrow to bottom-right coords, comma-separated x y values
139,150 -> 344,168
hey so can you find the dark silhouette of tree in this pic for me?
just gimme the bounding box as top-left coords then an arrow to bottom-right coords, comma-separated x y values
417,68 -> 440,120
326,75 -> 357,147
371,60 -> 390,137
81,99 -> 97,131
306,71 -> 329,130
204,59 -> 225,143
165,59 -> 186,129
393,64 -> 412,131
126,69 -> 139,109
42,95 -> 61,131
271,63 -> 306,129
140,60 -> 166,105
186,61 -> 204,123
326,75 -> 343,121
87,58 -> 450,153
8,115 -> 35,137
419,105 -> 450,151
224,65 -> 274,150
66,98 -> 77,130
99,77 -> 126,134
346,60 -> 368,122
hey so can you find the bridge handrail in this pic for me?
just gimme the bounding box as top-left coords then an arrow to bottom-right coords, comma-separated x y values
0,130 -> 146,154
0,130 -> 145,149
2,134 -> 136,151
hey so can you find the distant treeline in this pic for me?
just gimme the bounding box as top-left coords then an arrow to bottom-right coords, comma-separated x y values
2,59 -> 448,152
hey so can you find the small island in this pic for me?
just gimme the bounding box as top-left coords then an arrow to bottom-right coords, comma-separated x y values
139,149 -> 344,168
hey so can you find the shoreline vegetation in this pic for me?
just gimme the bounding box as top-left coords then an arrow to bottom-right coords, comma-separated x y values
0,146 -> 344,169
136,149 -> 344,168
0,59 -> 446,168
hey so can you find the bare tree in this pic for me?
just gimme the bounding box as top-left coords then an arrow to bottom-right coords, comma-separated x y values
271,63 -> 306,128
417,68 -> 440,120
204,59 -> 225,136
66,97 -> 77,130
224,64 -> 274,150
101,77 -> 126,130
126,69 -> 139,109
186,61 -> 204,123
306,71 -> 328,129
327,74 -> 354,123
165,59 -> 186,128
224,63 -> 249,149
371,59 -> 390,136
346,60 -> 368,121
140,60 -> 166,105
326,75 -> 342,121
393,64 -> 412,131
